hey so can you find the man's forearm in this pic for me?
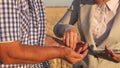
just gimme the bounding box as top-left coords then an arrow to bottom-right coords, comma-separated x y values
0,41 -> 65,64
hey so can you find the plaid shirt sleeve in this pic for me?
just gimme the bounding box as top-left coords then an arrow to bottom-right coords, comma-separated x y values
0,0 -> 48,68
0,0 -> 19,42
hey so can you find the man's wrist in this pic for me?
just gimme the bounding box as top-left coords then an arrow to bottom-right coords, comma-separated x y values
58,47 -> 66,59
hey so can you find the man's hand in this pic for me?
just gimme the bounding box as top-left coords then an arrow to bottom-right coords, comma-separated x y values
63,46 -> 88,64
75,41 -> 88,53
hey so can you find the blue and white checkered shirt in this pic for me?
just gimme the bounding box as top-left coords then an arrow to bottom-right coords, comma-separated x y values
0,0 -> 49,68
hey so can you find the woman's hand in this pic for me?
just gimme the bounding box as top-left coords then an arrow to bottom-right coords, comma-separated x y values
95,0 -> 109,4
63,27 -> 78,50
99,46 -> 120,62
